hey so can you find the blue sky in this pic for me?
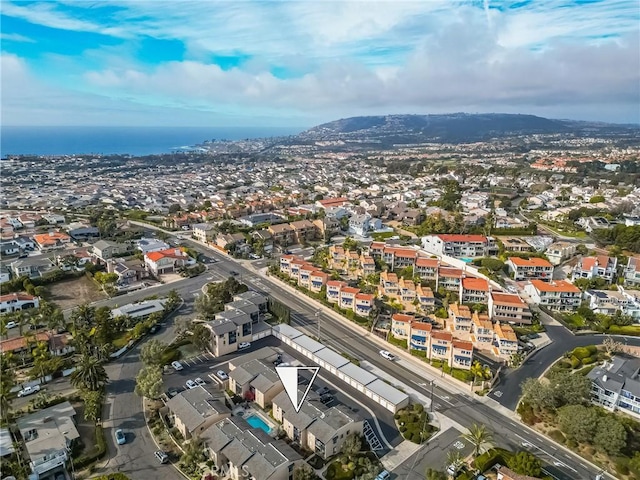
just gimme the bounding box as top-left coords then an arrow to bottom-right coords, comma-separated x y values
1,0 -> 638,127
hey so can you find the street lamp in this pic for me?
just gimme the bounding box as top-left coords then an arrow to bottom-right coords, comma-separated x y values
316,310 -> 321,342
429,379 -> 435,413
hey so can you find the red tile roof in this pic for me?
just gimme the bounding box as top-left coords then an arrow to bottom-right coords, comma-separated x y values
411,322 -> 433,332
491,292 -> 526,306
462,277 -> 489,291
453,340 -> 474,350
438,267 -> 464,278
529,279 -> 580,293
0,293 -> 38,303
508,257 -> 553,267
437,234 -> 487,243
392,313 -> 414,323
416,257 -> 439,268
341,287 -> 360,294
431,331 -> 453,342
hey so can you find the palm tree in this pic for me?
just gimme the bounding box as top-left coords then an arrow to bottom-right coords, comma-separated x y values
446,450 -> 464,479
461,424 -> 493,459
470,361 -> 492,391
70,354 -> 108,391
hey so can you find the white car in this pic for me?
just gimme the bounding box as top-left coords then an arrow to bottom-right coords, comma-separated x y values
5,321 -> 17,329
18,385 -> 41,397
379,350 -> 396,361
238,342 -> 251,350
171,361 -> 184,371
195,377 -> 206,386
216,370 -> 229,380
185,380 -> 197,389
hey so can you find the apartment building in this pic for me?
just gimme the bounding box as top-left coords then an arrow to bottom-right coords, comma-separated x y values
460,277 -> 490,304
421,234 -> 496,258
451,340 -> 474,369
272,388 -> 363,460
583,289 -> 640,320
379,271 -> 399,297
437,267 -> 464,292
493,322 -> 518,360
289,220 -> 317,244
0,293 -> 40,314
309,271 -> 329,293
488,292 -> 533,325
228,358 -> 283,408
524,280 -> 581,311
506,257 -> 554,282
587,356 -> 640,420
202,416 -> 303,480
408,321 -> 433,352
268,223 -> 294,245
192,223 -> 216,243
354,293 -> 375,317
470,312 -> 494,350
166,387 -> 231,439
430,331 -> 454,364
572,255 -> 617,283
416,284 -> 436,312
391,313 -> 415,339
500,237 -> 534,253
447,304 -> 473,338
326,281 -> 347,304
206,310 -> 253,357
624,257 -> 640,287
545,241 -> 577,265
383,247 -> 418,270
359,254 -> 376,277
338,287 -> 360,311
415,257 -> 439,281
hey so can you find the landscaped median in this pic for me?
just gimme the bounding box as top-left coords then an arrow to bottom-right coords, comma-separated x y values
393,403 -> 437,444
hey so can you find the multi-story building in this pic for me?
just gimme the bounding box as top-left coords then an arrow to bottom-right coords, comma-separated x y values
430,331 -> 454,363
202,416 -> 304,480
416,284 -> 435,312
379,271 -> 399,297
506,257 -> 554,282
192,223 -> 216,243
0,293 -> 40,314
205,310 -> 253,357
272,387 -> 363,459
437,267 -> 464,292
624,257 -> 640,287
572,255 -> 617,283
409,321 -> 433,352
492,322 -> 518,360
328,245 -> 347,273
460,277 -> 490,304
338,287 -> 360,311
545,241 -> 577,266
488,292 -> 533,325
326,281 -> 347,304
524,280 -> 581,311
583,289 -> 640,320
587,356 -> 640,419
289,220 -> 317,244
447,304 -> 473,338
383,247 -> 418,270
500,238 -> 534,253
309,271 -> 329,293
415,257 -> 439,281
451,340 -> 474,369
470,312 -> 494,350
359,254 -> 376,277
391,313 -> 414,339
421,234 -> 496,258
144,248 -> 195,276
268,223 -> 294,245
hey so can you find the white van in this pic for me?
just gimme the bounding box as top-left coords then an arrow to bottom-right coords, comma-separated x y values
379,350 -> 396,361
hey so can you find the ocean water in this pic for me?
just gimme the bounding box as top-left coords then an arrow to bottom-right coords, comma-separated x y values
0,126 -> 304,157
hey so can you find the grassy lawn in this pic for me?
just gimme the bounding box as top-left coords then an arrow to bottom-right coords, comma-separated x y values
567,314 -> 586,327
388,334 -> 408,349
607,324 -> 640,336
112,331 -> 132,349
394,404 -> 437,444
325,462 -> 356,480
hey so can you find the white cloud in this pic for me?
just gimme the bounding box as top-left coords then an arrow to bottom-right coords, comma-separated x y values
0,32 -> 36,43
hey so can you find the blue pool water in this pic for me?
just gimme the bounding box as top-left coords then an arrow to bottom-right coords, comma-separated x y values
246,414 -> 272,434
460,257 -> 474,263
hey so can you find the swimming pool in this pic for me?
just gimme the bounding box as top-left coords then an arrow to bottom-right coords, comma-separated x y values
460,257 -> 474,263
246,414 -> 272,434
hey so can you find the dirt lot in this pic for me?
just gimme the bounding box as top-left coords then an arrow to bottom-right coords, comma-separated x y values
45,276 -> 107,310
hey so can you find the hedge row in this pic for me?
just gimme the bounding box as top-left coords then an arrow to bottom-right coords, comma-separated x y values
473,448 -> 512,472
73,425 -> 107,470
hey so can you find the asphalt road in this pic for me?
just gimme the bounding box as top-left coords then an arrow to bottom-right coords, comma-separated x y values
489,312 -> 640,409
89,224 -> 621,479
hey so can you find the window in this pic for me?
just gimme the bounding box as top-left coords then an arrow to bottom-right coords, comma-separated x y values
229,331 -> 237,344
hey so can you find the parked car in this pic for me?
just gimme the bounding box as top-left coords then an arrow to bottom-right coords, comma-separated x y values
316,386 -> 331,396
320,394 -> 333,404
238,342 -> 251,350
149,324 -> 160,334
115,429 -> 126,445
229,270 -> 239,276
167,387 -> 180,398
216,370 -> 229,380
273,358 -> 283,366
155,450 -> 169,464
17,385 -> 40,397
376,471 -> 390,480
195,377 -> 206,386
171,361 -> 184,371
379,350 -> 395,361
5,321 -> 17,329
249,254 -> 261,259
186,380 -> 197,389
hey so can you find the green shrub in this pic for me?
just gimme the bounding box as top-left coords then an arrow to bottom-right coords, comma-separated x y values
569,356 -> 581,369
399,426 -> 407,433
571,347 -> 592,359
74,425 -> 107,469
413,403 -> 424,414
474,448 -> 511,472
582,355 -> 598,365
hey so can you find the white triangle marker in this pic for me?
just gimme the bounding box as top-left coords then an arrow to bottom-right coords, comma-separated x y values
276,366 -> 320,413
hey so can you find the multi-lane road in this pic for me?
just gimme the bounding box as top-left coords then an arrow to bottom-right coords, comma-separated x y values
70,226 -> 625,480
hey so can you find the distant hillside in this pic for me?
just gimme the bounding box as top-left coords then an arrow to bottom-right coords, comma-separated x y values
296,113 -> 637,144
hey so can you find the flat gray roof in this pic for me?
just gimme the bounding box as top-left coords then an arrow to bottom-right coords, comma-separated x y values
272,324 -> 304,340
338,362 -> 377,385
313,347 -> 350,369
292,335 -> 325,354
365,378 -> 410,406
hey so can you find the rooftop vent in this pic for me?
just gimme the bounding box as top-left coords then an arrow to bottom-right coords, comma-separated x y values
602,375 -> 608,382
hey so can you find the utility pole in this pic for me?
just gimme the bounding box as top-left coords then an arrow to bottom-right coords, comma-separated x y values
316,310 -> 321,342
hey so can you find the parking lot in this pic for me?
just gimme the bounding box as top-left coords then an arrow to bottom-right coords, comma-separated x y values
161,336 -> 401,450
